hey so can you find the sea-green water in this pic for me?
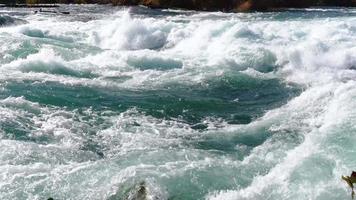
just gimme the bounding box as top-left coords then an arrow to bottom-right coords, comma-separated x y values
0,5 -> 356,200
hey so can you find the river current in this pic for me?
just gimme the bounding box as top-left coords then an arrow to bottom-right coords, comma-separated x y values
0,5 -> 356,200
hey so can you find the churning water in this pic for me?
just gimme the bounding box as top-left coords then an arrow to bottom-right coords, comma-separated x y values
0,5 -> 356,200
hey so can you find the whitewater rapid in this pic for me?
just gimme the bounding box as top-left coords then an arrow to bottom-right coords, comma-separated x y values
0,5 -> 356,200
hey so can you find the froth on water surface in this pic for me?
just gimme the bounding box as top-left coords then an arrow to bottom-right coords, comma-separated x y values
0,4 -> 355,200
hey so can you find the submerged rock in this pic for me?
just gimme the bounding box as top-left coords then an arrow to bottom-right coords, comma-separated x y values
127,182 -> 149,200
107,181 -> 167,200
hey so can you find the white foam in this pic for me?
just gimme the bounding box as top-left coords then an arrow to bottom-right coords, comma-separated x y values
88,11 -> 170,50
207,80 -> 356,200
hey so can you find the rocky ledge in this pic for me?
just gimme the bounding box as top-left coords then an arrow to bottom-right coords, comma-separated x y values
111,0 -> 356,11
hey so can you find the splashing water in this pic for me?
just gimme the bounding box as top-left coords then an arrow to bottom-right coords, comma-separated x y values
0,5 -> 356,200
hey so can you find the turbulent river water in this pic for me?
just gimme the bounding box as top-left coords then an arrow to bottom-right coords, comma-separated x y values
0,4 -> 356,200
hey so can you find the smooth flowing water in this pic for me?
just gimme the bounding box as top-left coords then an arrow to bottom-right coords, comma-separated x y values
0,5 -> 356,200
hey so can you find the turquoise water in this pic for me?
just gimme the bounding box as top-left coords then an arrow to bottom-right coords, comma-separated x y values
0,5 -> 356,200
